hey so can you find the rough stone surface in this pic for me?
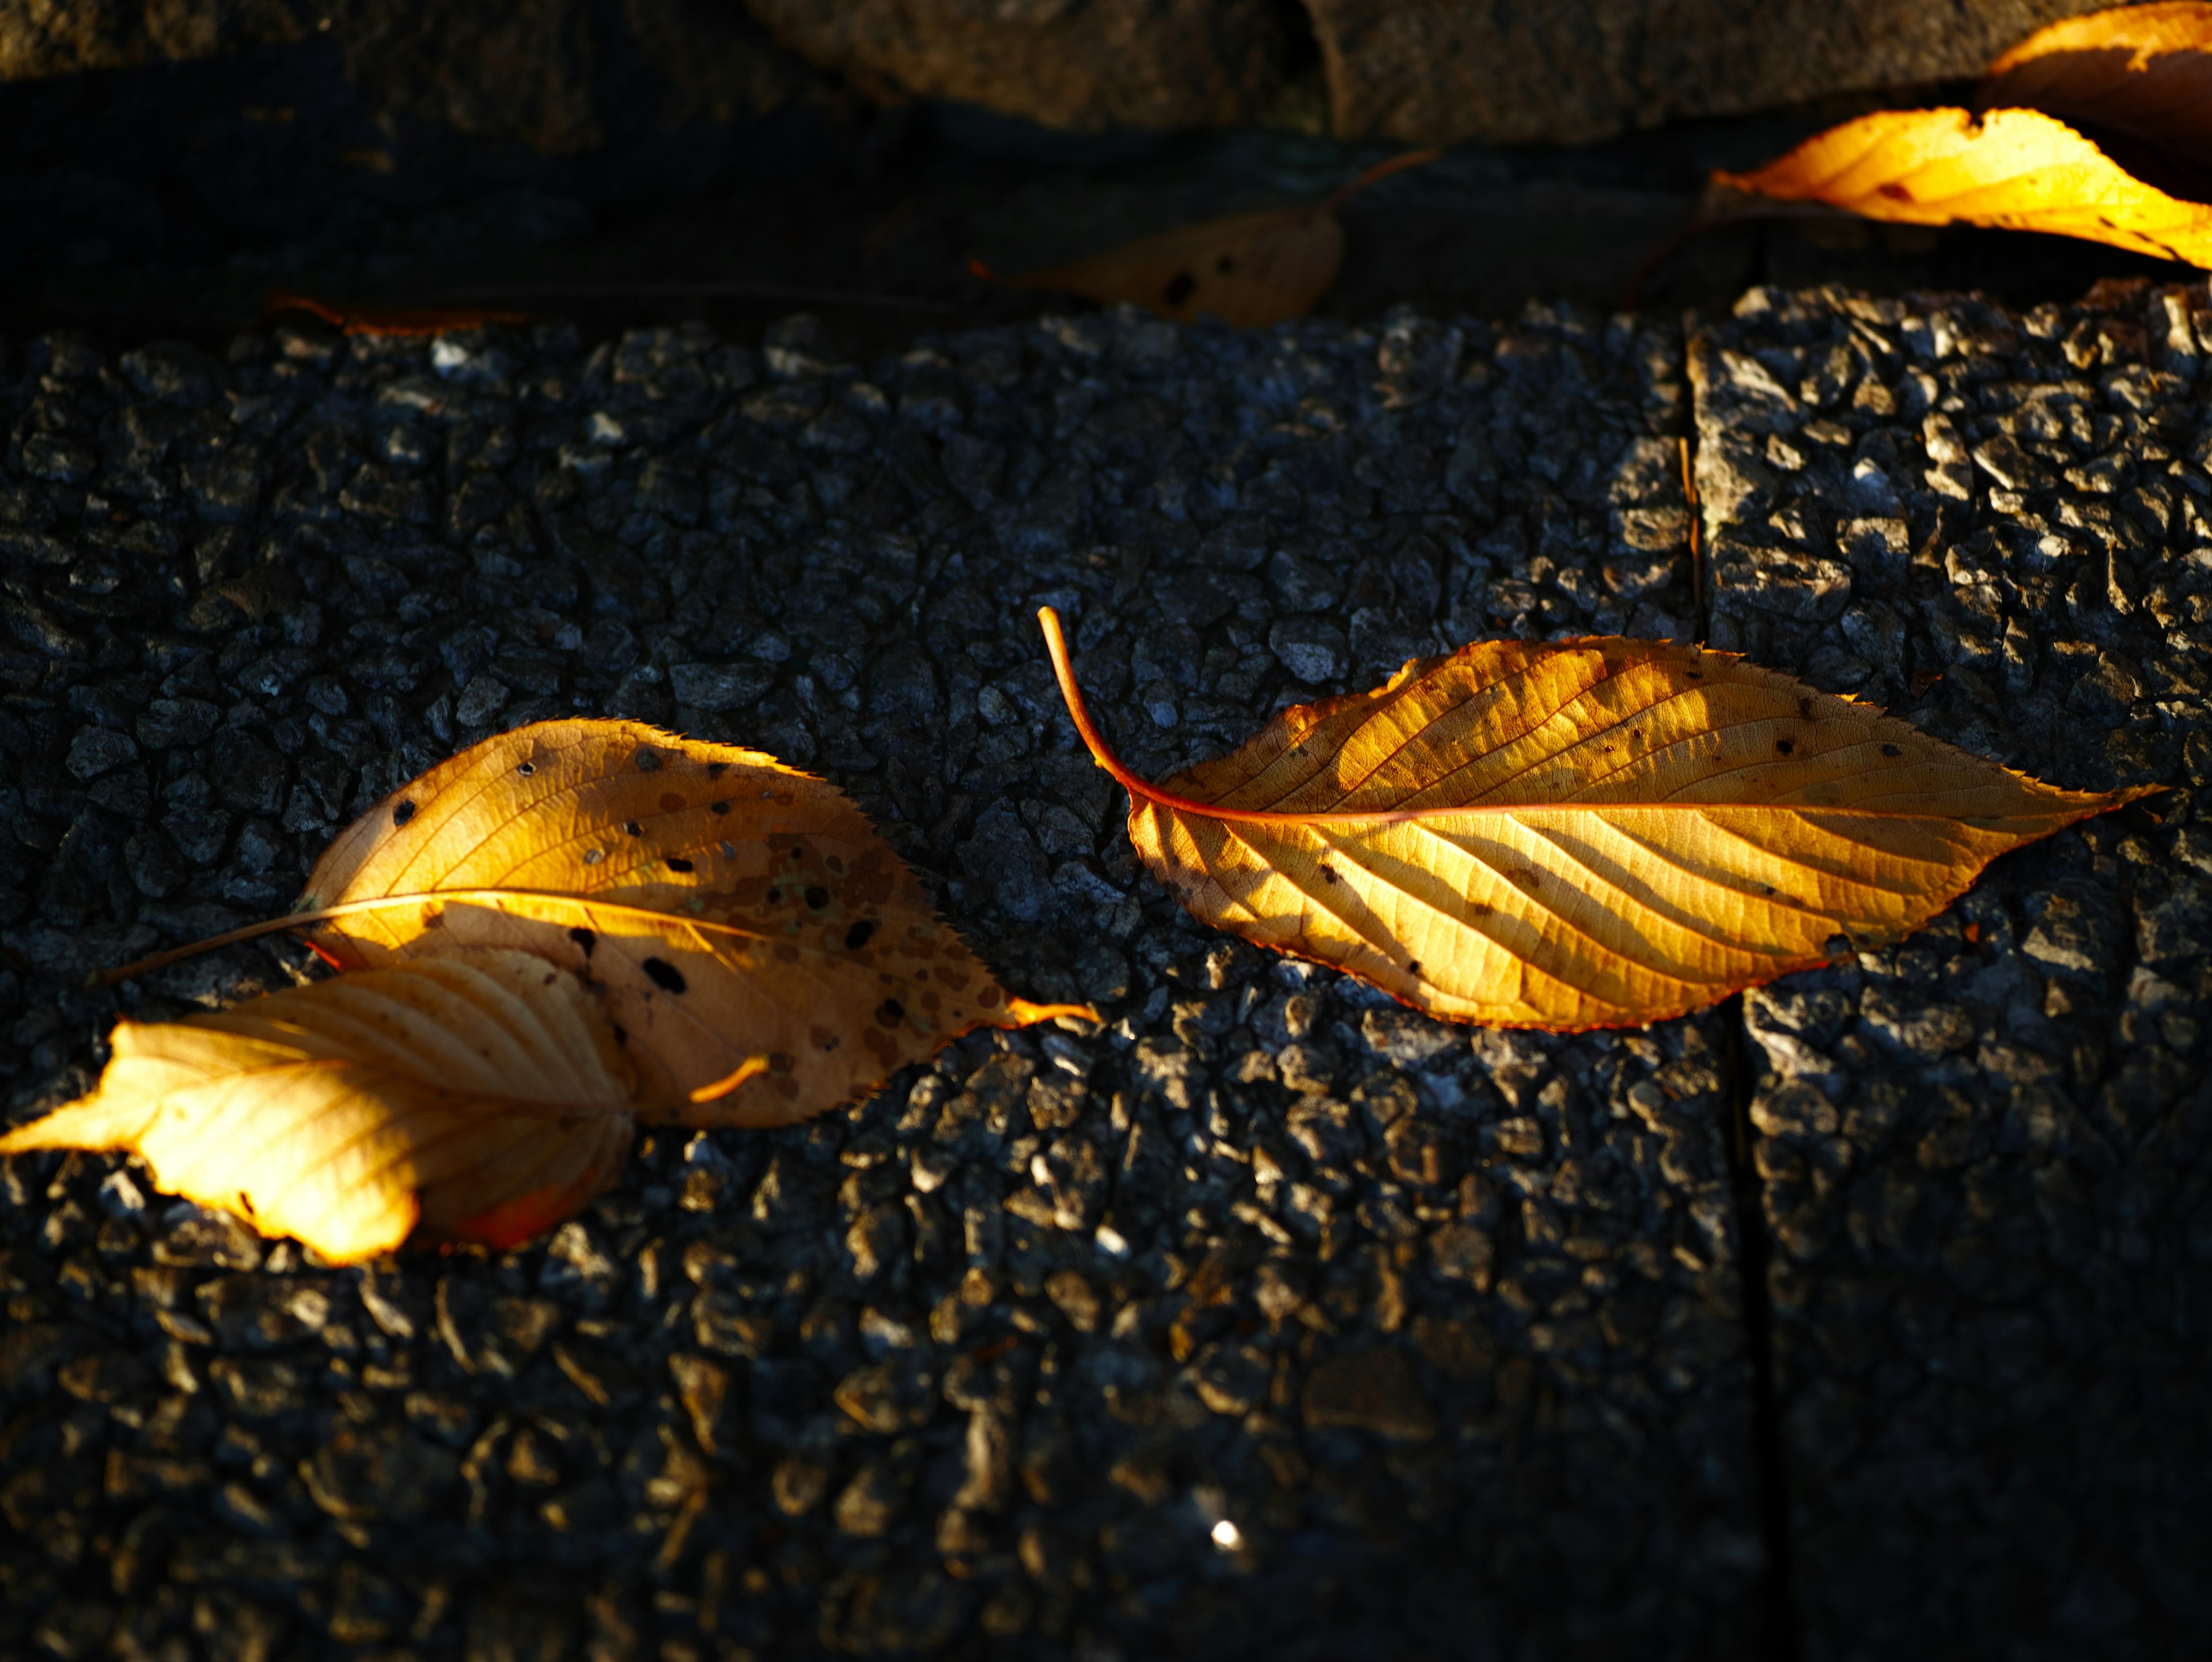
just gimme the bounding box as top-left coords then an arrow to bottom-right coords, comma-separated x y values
1696,277 -> 2212,1659
0,0 -> 814,151
2,0 -> 2137,156
1305,0 -> 2113,146
0,0 -> 305,80
0,301 -> 1780,1658
743,0 -> 1294,133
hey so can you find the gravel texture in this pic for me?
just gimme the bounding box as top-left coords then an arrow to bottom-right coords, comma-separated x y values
1695,278 -> 2212,1660
0,303 -> 1781,1659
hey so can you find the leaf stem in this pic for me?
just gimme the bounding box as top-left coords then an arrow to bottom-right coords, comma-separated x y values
1321,147 -> 1441,212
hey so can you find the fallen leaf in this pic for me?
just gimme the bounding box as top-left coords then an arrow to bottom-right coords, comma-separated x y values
1711,105 -> 2212,267
0,952 -> 634,1264
1981,2 -> 2212,168
291,720 -> 1089,1123
971,149 -> 1435,328
264,292 -> 534,337
1039,609 -> 2145,1031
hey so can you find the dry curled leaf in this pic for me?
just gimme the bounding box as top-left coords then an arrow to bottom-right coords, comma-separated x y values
1712,105 -> 2212,266
0,952 -> 634,1265
1982,2 -> 2212,168
293,719 -> 1088,1124
1041,610 -> 2144,1031
971,150 -> 1435,329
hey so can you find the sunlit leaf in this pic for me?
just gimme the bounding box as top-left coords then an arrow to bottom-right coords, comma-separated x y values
1039,609 -> 2145,1031
1711,105 -> 2212,267
293,720 -> 1090,1125
1982,2 -> 2212,168
0,952 -> 634,1264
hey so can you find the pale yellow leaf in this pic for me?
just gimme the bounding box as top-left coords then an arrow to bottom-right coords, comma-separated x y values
1983,2 -> 2212,168
1713,105 -> 2212,267
0,951 -> 634,1264
1041,611 -> 2146,1031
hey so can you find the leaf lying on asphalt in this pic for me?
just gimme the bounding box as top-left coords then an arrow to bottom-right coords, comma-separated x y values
970,149 -> 1435,328
296,719 -> 1090,1123
1040,609 -> 2146,1031
1710,105 -> 2212,267
1980,2 -> 2212,168
0,952 -> 634,1265
263,291 -> 535,336
9,721 -> 1090,1260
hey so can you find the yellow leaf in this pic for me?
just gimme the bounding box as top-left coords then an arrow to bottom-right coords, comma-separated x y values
293,720 -> 1089,1125
1712,105 -> 2212,267
1982,2 -> 2212,169
1039,611 -> 2146,1031
973,150 -> 1435,329
0,951 -> 634,1265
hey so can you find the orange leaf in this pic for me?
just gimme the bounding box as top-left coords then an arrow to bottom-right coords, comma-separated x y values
0,951 -> 635,1265
972,150 -> 1435,329
1039,609 -> 2144,1032
264,292 -> 533,337
1712,105 -> 2212,266
1982,2 -> 2212,168
291,720 -> 1091,1124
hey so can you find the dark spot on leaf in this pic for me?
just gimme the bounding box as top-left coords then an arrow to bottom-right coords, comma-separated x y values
1320,866 -> 1338,884
237,1191 -> 255,1217
770,1052 -> 794,1073
1798,696 -> 1813,718
875,998 -> 905,1027
611,1024 -> 628,1047
636,749 -> 661,772
1877,181 -> 1914,203
1882,743 -> 1902,757
710,800 -> 730,816
1688,671 -> 1702,679
1776,738 -> 1794,755
1215,253 -> 1236,274
518,762 -> 535,776
642,957 -> 687,994
623,821 -> 642,837
790,847 -> 804,861
706,762 -> 728,778
1407,960 -> 1422,976
667,858 -> 694,873
393,800 -> 417,827
1162,271 -> 1196,307
569,926 -> 596,957
766,887 -> 781,903
805,885 -> 830,910
846,920 -> 877,949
